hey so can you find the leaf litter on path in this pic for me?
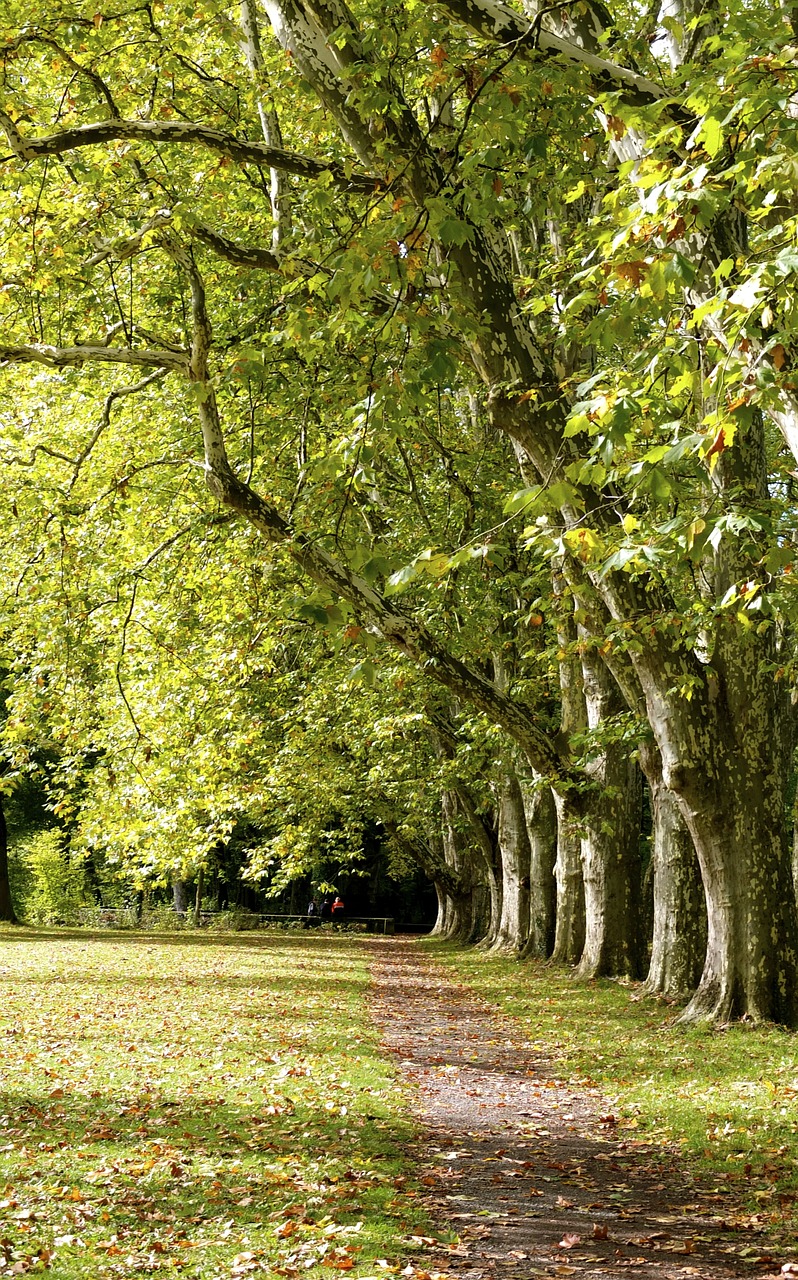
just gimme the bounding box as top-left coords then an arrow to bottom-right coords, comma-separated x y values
368,939 -> 791,1280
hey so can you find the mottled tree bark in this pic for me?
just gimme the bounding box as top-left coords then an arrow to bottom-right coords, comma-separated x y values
488,765 -> 532,955
550,790 -> 585,964
634,417 -> 798,1023
433,792 -> 485,943
577,643 -> 643,980
172,877 -> 189,916
550,584 -> 587,965
520,780 -> 557,958
454,788 -> 501,951
639,743 -> 706,998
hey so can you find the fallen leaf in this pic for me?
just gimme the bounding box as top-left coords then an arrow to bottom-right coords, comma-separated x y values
559,1234 -> 581,1249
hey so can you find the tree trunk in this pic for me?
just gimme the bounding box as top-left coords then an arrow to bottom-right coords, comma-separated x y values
637,417 -> 798,1024
193,865 -> 205,928
467,880 -> 492,944
520,779 -> 557,958
450,783 -> 501,948
666,706 -> 797,1024
428,716 -> 500,945
640,743 -> 706,998
488,765 -> 532,955
0,794 -> 18,924
432,792 -> 484,943
172,877 -> 189,916
550,582 -> 587,965
577,645 -> 643,980
550,789 -> 585,964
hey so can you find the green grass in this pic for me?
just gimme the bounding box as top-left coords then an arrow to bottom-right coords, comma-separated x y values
426,939 -> 798,1241
0,929 -> 435,1279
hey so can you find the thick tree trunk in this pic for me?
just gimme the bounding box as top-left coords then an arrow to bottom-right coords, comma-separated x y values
432,792 -> 484,943
452,786 -> 501,949
488,766 -> 532,955
576,645 -> 643,980
640,744 -> 706,998
474,851 -> 502,949
0,795 -> 18,924
467,880 -> 492,944
551,585 -> 587,965
432,882 -> 450,938
669,724 -> 797,1024
550,790 -> 585,964
520,779 -> 557,958
634,416 -> 798,1024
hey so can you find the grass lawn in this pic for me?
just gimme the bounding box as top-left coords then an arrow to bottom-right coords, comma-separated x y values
0,929 -> 433,1279
427,940 -> 798,1244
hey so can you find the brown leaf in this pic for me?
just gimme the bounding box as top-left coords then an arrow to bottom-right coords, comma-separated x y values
614,262 -> 648,288
666,216 -> 686,243
705,427 -> 727,461
559,1233 -> 581,1250
592,1223 -> 609,1240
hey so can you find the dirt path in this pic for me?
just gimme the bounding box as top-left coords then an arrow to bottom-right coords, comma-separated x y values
369,938 -> 790,1280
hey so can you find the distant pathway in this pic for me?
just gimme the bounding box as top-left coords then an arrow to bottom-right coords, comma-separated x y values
369,938 -> 785,1280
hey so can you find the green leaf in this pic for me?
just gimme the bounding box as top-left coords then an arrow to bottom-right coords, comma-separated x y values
700,115 -> 724,157
437,216 -> 473,246
504,486 -> 542,516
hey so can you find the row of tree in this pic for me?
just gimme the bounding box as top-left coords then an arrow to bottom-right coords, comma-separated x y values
2,0 -> 798,1023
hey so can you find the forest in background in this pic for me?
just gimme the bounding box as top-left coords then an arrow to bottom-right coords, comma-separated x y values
2,0 -> 798,1023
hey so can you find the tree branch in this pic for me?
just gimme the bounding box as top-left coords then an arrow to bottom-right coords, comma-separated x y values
0,343 -> 187,371
439,0 -> 687,118
0,110 -> 379,192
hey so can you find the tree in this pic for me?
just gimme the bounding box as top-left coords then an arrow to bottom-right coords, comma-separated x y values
0,792 -> 17,924
2,0 -> 798,1022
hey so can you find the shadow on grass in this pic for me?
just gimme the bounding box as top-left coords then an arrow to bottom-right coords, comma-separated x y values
0,931 -> 423,1273
0,1082 -> 415,1265
0,927 -> 367,950
421,938 -> 798,1203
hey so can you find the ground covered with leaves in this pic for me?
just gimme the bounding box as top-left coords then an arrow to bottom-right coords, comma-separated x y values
3,931 -> 798,1280
371,940 -> 798,1280
0,929 -> 432,1279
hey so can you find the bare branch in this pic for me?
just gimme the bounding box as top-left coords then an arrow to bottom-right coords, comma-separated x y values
0,111 -> 379,192
0,343 -> 187,371
68,370 -> 166,489
239,0 -> 292,247
84,208 -> 282,272
188,221 -> 281,271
